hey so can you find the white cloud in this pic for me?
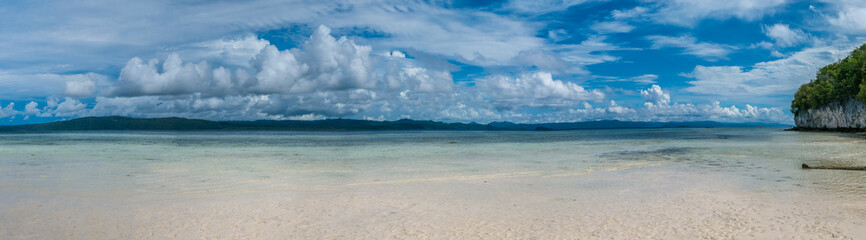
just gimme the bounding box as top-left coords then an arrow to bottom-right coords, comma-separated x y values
639,100 -> 789,123
600,74 -> 659,84
683,43 -> 856,102
556,35 -> 627,73
0,103 -> 18,119
24,102 -> 40,115
645,0 -> 789,27
111,26 -> 381,96
630,74 -> 659,84
384,51 -> 406,58
476,72 -> 605,109
10,77 -> 792,124
0,0 -> 548,74
612,7 -> 649,20
550,85 -> 790,123
641,84 -> 670,107
647,35 -> 736,60
64,79 -> 97,97
506,0 -> 598,14
548,29 -> 569,42
112,53 -> 217,96
763,24 -> 809,47
321,1 -> 546,66
817,1 -> 866,34
250,25 -> 377,94
0,72 -> 108,99
509,35 -> 628,75
0,1 -> 818,125
68,25 -> 462,121
38,97 -> 88,117
749,41 -> 774,50
387,67 -> 453,93
590,21 -> 635,34
288,113 -> 327,121
185,35 -> 271,67
514,50 -> 572,73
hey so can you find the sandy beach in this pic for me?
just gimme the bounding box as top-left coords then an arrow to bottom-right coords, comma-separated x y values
2,129 -> 866,239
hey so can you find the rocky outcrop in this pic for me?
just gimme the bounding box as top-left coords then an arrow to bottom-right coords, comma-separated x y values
795,97 -> 866,129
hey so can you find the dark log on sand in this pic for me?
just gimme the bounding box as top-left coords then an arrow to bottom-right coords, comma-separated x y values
802,163 -> 866,171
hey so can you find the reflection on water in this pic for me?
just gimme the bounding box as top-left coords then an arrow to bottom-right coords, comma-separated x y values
0,128 -> 864,201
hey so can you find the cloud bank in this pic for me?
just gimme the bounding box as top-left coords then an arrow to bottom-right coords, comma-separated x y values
2,24 -> 789,124
5,0 -> 854,125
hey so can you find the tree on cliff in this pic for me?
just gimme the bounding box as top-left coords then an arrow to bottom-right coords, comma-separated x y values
791,44 -> 866,114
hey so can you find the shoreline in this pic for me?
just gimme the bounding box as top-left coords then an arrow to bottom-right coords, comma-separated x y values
784,127 -> 865,133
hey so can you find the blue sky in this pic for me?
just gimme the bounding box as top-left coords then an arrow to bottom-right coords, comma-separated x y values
2,0 -> 865,125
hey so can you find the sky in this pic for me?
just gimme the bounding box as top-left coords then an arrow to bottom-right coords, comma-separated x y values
1,0 -> 865,125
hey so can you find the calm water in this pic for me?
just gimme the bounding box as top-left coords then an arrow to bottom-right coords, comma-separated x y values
1,127 -> 864,200
3,127 -> 866,239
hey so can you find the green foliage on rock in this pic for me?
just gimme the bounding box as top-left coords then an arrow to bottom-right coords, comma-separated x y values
792,44 -> 866,114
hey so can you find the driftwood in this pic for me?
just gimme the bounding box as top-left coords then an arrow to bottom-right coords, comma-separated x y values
802,163 -> 866,171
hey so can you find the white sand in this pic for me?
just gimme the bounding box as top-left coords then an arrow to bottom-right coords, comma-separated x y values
3,169 -> 865,239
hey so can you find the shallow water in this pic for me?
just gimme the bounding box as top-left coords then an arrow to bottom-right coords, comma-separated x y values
1,128 -> 865,239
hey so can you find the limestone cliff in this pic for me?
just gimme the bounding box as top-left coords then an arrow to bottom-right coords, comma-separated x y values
794,97 -> 866,129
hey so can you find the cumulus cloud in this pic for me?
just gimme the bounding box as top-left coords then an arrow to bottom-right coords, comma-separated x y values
386,68 -> 453,93
111,54 -> 218,96
647,35 -> 737,60
7,78 -> 792,124
24,102 -> 40,115
185,35 -> 271,67
57,25 -> 467,122
546,85 -> 789,123
64,79 -> 97,97
0,103 -> 18,119
640,100 -> 789,123
763,24 -> 809,48
641,84 -> 670,107
251,25 -> 376,94
476,72 -> 604,109
111,25 -> 379,97
36,97 -> 89,118
0,1 -> 834,125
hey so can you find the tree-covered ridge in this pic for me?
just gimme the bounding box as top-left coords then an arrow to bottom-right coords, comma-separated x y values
0,116 -> 787,132
792,44 -> 866,114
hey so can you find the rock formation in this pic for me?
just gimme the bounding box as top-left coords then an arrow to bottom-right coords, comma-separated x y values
794,97 -> 866,129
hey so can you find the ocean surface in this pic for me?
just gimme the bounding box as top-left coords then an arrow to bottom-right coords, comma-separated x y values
2,128 -> 865,239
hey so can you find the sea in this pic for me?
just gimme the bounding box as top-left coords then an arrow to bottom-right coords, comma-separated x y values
2,128 -> 865,239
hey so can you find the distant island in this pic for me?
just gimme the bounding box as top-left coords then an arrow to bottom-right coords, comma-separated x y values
0,116 -> 788,132
792,44 -> 866,130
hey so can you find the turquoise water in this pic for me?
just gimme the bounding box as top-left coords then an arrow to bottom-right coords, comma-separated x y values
1,128 -> 864,201
3,128 -> 866,239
